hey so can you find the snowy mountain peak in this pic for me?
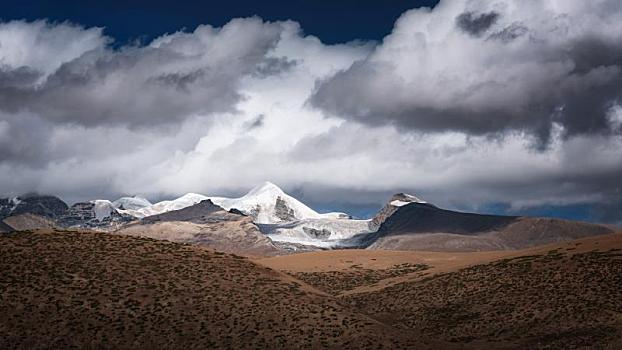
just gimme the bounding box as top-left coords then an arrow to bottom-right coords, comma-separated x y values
122,193 -> 208,219
177,193 -> 209,202
112,196 -> 152,211
110,182 -> 352,225
89,200 -> 117,221
246,181 -> 285,197
208,182 -> 350,224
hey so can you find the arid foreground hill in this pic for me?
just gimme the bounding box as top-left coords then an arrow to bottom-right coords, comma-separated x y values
260,232 -> 622,349
2,229 -> 622,349
0,229 -> 447,350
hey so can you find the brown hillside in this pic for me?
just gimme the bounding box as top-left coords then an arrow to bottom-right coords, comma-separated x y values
261,233 -> 622,349
116,219 -> 279,256
2,213 -> 56,232
0,229 -> 450,350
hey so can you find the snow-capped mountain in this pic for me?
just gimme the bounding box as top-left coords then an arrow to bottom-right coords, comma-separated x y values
124,193 -> 208,218
112,196 -> 152,211
91,200 -> 118,221
259,218 -> 373,248
209,182 -> 349,224
111,182 -> 365,248
125,182 -> 349,224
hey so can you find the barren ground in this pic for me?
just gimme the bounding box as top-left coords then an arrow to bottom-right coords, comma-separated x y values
2,229 -> 621,349
259,233 -> 622,349
0,229 -> 449,349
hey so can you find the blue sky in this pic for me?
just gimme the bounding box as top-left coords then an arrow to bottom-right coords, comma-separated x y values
3,0 -> 439,44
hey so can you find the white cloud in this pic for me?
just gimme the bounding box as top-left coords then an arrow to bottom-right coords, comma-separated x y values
0,20 -> 106,78
311,0 -> 622,141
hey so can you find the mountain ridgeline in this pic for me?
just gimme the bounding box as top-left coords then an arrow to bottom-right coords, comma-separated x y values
0,182 -> 616,254
368,202 -> 614,251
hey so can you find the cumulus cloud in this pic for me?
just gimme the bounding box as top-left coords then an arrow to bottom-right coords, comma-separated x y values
0,18 -> 295,127
0,3 -> 621,225
310,0 -> 622,143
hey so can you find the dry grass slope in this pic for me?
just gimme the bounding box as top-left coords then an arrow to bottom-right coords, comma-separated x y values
262,233 -> 622,349
0,229 -> 448,350
344,246 -> 622,348
292,263 -> 429,295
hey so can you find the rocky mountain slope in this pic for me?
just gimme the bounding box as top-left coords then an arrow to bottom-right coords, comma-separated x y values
57,200 -> 134,230
0,195 -> 137,232
0,195 -> 68,220
116,200 -> 279,256
1,214 -> 56,232
369,193 -> 427,230
259,218 -> 373,249
139,199 -> 225,224
367,201 -> 614,251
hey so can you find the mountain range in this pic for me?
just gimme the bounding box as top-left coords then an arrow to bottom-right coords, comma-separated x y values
0,182 -> 616,254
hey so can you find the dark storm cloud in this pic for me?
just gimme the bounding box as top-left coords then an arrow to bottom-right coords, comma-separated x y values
456,11 -> 499,37
0,114 -> 52,165
310,60 -> 554,138
310,1 -> 622,144
0,66 -> 42,88
0,17 -> 287,128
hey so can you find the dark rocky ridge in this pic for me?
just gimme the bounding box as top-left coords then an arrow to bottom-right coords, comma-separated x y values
368,201 -> 615,251
274,196 -> 297,222
0,195 -> 68,220
302,227 -> 332,239
141,200 -> 234,224
379,202 -> 519,236
57,202 -> 133,229
370,193 -> 427,230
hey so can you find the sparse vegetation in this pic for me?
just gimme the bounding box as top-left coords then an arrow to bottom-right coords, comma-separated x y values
290,263 -> 429,295
0,230 -> 433,349
343,249 -> 622,349
2,229 -> 622,349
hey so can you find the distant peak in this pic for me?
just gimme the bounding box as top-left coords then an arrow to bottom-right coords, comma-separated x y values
177,193 -> 208,200
247,181 -> 285,196
390,193 -> 426,206
128,195 -> 149,201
